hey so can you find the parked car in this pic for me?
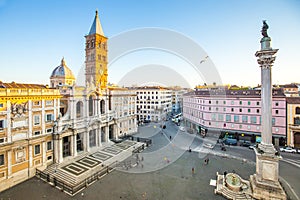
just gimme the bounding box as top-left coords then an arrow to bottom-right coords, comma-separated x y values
241,141 -> 251,147
280,146 -> 297,153
223,138 -> 237,145
249,145 -> 256,150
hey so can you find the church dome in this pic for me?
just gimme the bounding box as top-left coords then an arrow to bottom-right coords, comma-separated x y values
50,58 -> 75,79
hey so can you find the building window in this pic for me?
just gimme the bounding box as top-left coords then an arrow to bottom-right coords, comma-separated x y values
211,114 -> 216,121
275,102 -> 279,106
250,116 -> 257,124
226,115 -> 231,122
223,101 -> 226,104
231,124 -> 234,128
209,107 -> 211,111
0,154 -> 4,166
216,107 -> 219,111
272,118 -> 275,126
296,107 -> 300,114
239,101 -> 242,105
231,108 -> 234,112
33,101 -> 40,106
248,101 -> 251,105
275,110 -> 279,114
0,120 -> 5,129
223,108 -> 226,112
275,128 -> 279,132
47,141 -> 52,151
242,116 -> 248,123
34,131 -> 41,136
46,128 -> 52,133
256,102 -> 260,106
45,100 -> 53,106
209,100 -> 211,104
216,100 -> 219,104
239,108 -> 242,112
294,117 -> 300,125
45,114 -> 53,122
34,145 -> 41,155
234,115 -> 239,122
256,109 -> 260,113
248,109 -> 251,113
34,115 -> 40,125
247,125 -> 251,130
218,114 -> 224,121
0,103 -> 3,108
231,101 -> 234,105
239,124 -> 242,129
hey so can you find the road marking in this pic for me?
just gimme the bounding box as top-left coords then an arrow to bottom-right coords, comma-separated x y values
279,176 -> 300,200
281,158 -> 300,168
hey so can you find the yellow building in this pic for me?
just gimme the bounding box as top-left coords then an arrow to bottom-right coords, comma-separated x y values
0,81 -> 61,192
286,97 -> 300,148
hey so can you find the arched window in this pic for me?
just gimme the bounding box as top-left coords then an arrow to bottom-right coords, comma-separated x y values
100,100 -> 105,114
296,107 -> 300,114
76,101 -> 83,118
89,96 -> 94,116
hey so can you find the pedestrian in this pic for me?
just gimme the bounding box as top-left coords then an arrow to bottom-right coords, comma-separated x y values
207,157 -> 209,164
170,135 -> 172,140
224,171 -> 227,176
192,167 -> 195,174
204,159 -> 207,165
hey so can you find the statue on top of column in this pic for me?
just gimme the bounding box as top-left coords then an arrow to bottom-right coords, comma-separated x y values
261,20 -> 269,38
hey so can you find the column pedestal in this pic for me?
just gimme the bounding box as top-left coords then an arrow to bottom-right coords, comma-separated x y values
250,148 -> 286,200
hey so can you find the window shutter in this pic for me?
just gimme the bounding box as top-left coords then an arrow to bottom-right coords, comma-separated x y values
51,114 -> 54,121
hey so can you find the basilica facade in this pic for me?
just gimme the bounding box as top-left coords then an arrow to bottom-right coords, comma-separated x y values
50,10 -> 137,164
0,11 -> 137,192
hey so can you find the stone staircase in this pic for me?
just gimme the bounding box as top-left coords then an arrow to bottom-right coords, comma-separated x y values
220,186 -> 254,200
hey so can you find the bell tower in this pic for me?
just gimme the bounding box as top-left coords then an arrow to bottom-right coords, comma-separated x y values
85,10 -> 108,89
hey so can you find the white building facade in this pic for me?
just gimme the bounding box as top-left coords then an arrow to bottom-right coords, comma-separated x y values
133,86 -> 172,122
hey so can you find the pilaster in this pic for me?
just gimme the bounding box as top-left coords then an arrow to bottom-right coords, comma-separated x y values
6,101 -> 11,143
7,150 -> 12,177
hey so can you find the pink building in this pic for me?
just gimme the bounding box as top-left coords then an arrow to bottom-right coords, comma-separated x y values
183,88 -> 286,146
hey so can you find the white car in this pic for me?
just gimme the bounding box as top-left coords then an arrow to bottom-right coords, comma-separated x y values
179,126 -> 185,131
279,146 -> 297,153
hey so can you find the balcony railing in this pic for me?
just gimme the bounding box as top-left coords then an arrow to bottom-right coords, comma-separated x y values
0,88 -> 61,96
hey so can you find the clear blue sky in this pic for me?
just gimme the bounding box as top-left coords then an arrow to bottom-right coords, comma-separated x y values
0,0 -> 299,87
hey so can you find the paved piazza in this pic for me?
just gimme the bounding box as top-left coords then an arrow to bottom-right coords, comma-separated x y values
0,152 -> 255,200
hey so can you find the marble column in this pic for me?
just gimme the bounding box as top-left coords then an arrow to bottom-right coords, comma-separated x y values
58,139 -> 63,163
73,134 -> 77,157
250,21 -> 286,200
256,36 -> 278,154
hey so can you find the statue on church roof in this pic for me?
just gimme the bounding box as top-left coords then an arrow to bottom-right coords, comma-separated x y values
261,20 -> 269,38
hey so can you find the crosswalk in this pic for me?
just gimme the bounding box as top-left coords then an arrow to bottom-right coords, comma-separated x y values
281,158 -> 300,168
